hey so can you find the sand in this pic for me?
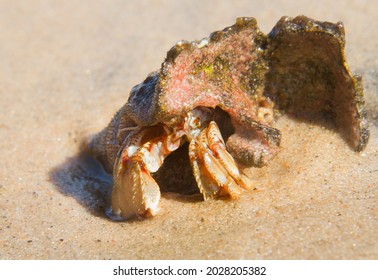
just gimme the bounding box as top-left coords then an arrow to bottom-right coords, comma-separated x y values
0,0 -> 377,259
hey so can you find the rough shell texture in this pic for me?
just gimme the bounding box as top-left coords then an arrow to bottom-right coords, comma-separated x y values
89,16 -> 368,178
266,16 -> 369,152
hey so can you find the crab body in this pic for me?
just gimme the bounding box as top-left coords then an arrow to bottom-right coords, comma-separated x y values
88,16 -> 369,220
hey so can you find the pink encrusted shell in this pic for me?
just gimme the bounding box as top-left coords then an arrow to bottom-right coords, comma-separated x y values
123,16 -> 368,167
89,15 -> 368,182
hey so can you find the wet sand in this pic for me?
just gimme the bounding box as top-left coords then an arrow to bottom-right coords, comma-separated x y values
0,0 -> 377,259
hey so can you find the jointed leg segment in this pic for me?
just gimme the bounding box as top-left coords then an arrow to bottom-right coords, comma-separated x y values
189,121 -> 252,200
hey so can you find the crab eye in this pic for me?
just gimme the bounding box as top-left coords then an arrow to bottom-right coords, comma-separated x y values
191,118 -> 200,128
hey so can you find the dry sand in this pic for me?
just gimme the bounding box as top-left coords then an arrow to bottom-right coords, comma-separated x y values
0,0 -> 377,259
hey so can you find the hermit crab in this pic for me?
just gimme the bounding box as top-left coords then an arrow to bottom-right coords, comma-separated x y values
88,16 -> 369,220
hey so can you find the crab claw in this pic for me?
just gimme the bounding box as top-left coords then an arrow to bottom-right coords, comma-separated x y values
111,125 -> 184,220
112,159 -> 161,220
189,121 -> 253,200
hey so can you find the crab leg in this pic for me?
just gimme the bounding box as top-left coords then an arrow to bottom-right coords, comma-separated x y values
206,121 -> 252,190
189,120 -> 253,200
112,126 -> 183,219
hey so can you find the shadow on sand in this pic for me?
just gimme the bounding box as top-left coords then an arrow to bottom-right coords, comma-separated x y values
49,143 -> 202,219
49,151 -> 113,218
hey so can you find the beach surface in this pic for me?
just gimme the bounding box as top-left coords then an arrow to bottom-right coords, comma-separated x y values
0,0 -> 377,259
